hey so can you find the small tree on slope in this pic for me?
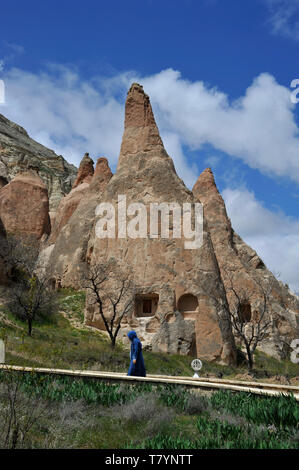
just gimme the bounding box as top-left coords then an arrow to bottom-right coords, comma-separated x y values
81,259 -> 135,348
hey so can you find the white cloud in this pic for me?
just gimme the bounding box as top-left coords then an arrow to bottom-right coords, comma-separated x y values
2,66 -> 125,168
134,69 -> 299,184
2,66 -> 299,185
204,154 -> 221,168
265,0 -> 299,40
223,186 -> 299,293
0,66 -> 199,186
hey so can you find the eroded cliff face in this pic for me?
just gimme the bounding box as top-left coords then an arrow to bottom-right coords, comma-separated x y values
71,153 -> 94,189
44,155 -> 113,287
85,83 -> 237,364
2,83 -> 296,364
0,113 -> 77,211
48,153 -> 95,244
0,169 -> 51,240
193,168 -> 299,359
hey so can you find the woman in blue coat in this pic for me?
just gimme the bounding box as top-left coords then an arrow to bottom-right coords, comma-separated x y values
127,330 -> 146,377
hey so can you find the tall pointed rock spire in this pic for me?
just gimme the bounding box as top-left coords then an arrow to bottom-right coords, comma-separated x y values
193,167 -> 223,200
117,83 -> 165,168
86,85 -> 237,365
72,152 -> 94,189
89,157 -> 113,192
192,167 -> 232,246
49,156 -> 112,243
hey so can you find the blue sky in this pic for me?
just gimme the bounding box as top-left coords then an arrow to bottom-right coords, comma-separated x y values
0,0 -> 299,292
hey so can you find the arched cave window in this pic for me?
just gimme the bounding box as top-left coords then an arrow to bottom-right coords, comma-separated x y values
238,302 -> 252,323
178,294 -> 199,313
135,293 -> 159,317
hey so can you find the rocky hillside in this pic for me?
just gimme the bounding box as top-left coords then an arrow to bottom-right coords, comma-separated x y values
0,169 -> 51,240
0,113 -> 77,210
193,168 -> 299,359
84,83 -> 237,364
0,86 -> 298,364
44,83 -> 298,362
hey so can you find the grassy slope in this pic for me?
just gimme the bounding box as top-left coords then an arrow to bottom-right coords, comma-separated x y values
0,289 -> 298,449
0,288 -> 298,380
0,371 -> 298,449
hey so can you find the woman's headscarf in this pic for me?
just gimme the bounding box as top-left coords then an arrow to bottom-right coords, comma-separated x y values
127,330 -> 137,341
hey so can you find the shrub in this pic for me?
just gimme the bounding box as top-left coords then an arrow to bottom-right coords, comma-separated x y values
184,393 -> 210,415
116,393 -> 159,423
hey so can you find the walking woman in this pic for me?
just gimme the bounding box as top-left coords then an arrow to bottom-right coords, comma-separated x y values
127,330 -> 146,377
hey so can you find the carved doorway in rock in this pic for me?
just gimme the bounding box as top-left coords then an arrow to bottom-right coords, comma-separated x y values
178,293 -> 199,319
135,293 -> 159,318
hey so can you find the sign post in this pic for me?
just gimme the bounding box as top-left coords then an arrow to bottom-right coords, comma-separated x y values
191,358 -> 202,378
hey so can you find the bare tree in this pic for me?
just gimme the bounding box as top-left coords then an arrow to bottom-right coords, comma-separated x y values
224,270 -> 273,371
6,272 -> 58,336
81,259 -> 135,348
0,368 -> 51,449
0,235 -> 58,336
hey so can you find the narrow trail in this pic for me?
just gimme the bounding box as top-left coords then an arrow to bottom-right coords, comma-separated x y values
1,364 -> 298,401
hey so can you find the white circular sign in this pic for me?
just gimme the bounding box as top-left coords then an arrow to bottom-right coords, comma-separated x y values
191,359 -> 202,371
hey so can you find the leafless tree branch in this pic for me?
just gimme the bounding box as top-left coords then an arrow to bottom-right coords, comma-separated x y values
80,259 -> 135,348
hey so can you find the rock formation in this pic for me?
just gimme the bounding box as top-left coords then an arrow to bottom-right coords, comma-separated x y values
193,168 -> 299,359
71,153 -> 94,189
48,154 -> 113,245
0,113 -> 77,211
84,83 -> 237,364
0,169 -> 50,240
49,153 -> 94,243
1,83 -> 297,364
89,156 -> 114,192
44,155 -> 112,287
48,181 -> 90,244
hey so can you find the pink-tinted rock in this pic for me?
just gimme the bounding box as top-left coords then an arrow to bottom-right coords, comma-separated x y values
193,167 -> 299,359
49,156 -> 113,244
49,182 -> 90,243
43,155 -> 112,287
0,170 -> 50,240
49,153 -> 95,243
85,83 -> 237,364
72,152 -> 94,189
89,157 -> 113,193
